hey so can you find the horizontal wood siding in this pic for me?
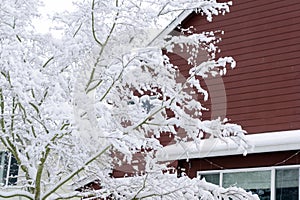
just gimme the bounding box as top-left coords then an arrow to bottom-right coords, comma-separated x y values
178,0 -> 300,134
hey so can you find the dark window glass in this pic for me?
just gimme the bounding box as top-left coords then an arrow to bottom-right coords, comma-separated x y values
7,155 -> 18,185
0,152 -> 19,186
276,169 -> 299,200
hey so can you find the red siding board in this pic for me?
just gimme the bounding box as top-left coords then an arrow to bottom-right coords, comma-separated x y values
229,0 -> 299,17
206,72 -> 300,90
221,65 -> 300,83
188,1 -> 300,30
222,81 -> 300,99
223,25 -> 300,49
213,10 -> 300,37
244,122 -> 300,134
206,92 -> 300,110
213,99 -> 300,114
229,107 -> 300,122
230,43 -> 300,62
227,39 -> 300,58
202,63 -> 299,84
225,34 -> 300,51
236,52 -> 300,68
233,114 -> 300,128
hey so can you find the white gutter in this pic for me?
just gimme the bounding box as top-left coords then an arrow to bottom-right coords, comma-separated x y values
156,130 -> 300,161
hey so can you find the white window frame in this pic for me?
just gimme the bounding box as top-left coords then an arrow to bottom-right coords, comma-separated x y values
197,164 -> 300,200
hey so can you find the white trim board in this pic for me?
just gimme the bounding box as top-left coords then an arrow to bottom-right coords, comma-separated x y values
156,130 -> 300,161
148,10 -> 193,46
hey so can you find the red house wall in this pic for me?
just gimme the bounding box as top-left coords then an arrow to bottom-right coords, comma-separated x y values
177,0 -> 300,134
174,0 -> 300,176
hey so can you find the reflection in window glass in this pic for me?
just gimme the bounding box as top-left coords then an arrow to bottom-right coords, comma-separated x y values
276,169 -> 299,200
223,171 -> 271,200
0,152 -> 19,186
200,173 -> 219,185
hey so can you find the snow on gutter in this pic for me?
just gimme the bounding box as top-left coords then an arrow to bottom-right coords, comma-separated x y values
156,130 -> 300,161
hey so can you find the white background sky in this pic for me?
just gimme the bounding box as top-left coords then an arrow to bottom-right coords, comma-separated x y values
35,0 -> 171,38
34,0 -> 74,34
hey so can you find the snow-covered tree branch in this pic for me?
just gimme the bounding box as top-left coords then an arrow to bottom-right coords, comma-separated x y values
0,0 -> 258,199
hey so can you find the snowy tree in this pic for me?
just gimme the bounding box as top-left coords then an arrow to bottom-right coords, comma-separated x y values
0,0 -> 258,199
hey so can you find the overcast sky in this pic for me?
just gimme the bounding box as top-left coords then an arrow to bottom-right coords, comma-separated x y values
34,0 -> 74,34
35,0 -> 171,38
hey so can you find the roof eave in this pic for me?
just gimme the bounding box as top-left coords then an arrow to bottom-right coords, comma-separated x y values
148,10 -> 193,46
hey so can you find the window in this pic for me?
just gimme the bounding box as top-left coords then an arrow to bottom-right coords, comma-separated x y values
0,152 -> 18,186
198,165 -> 300,200
223,170 -> 271,200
